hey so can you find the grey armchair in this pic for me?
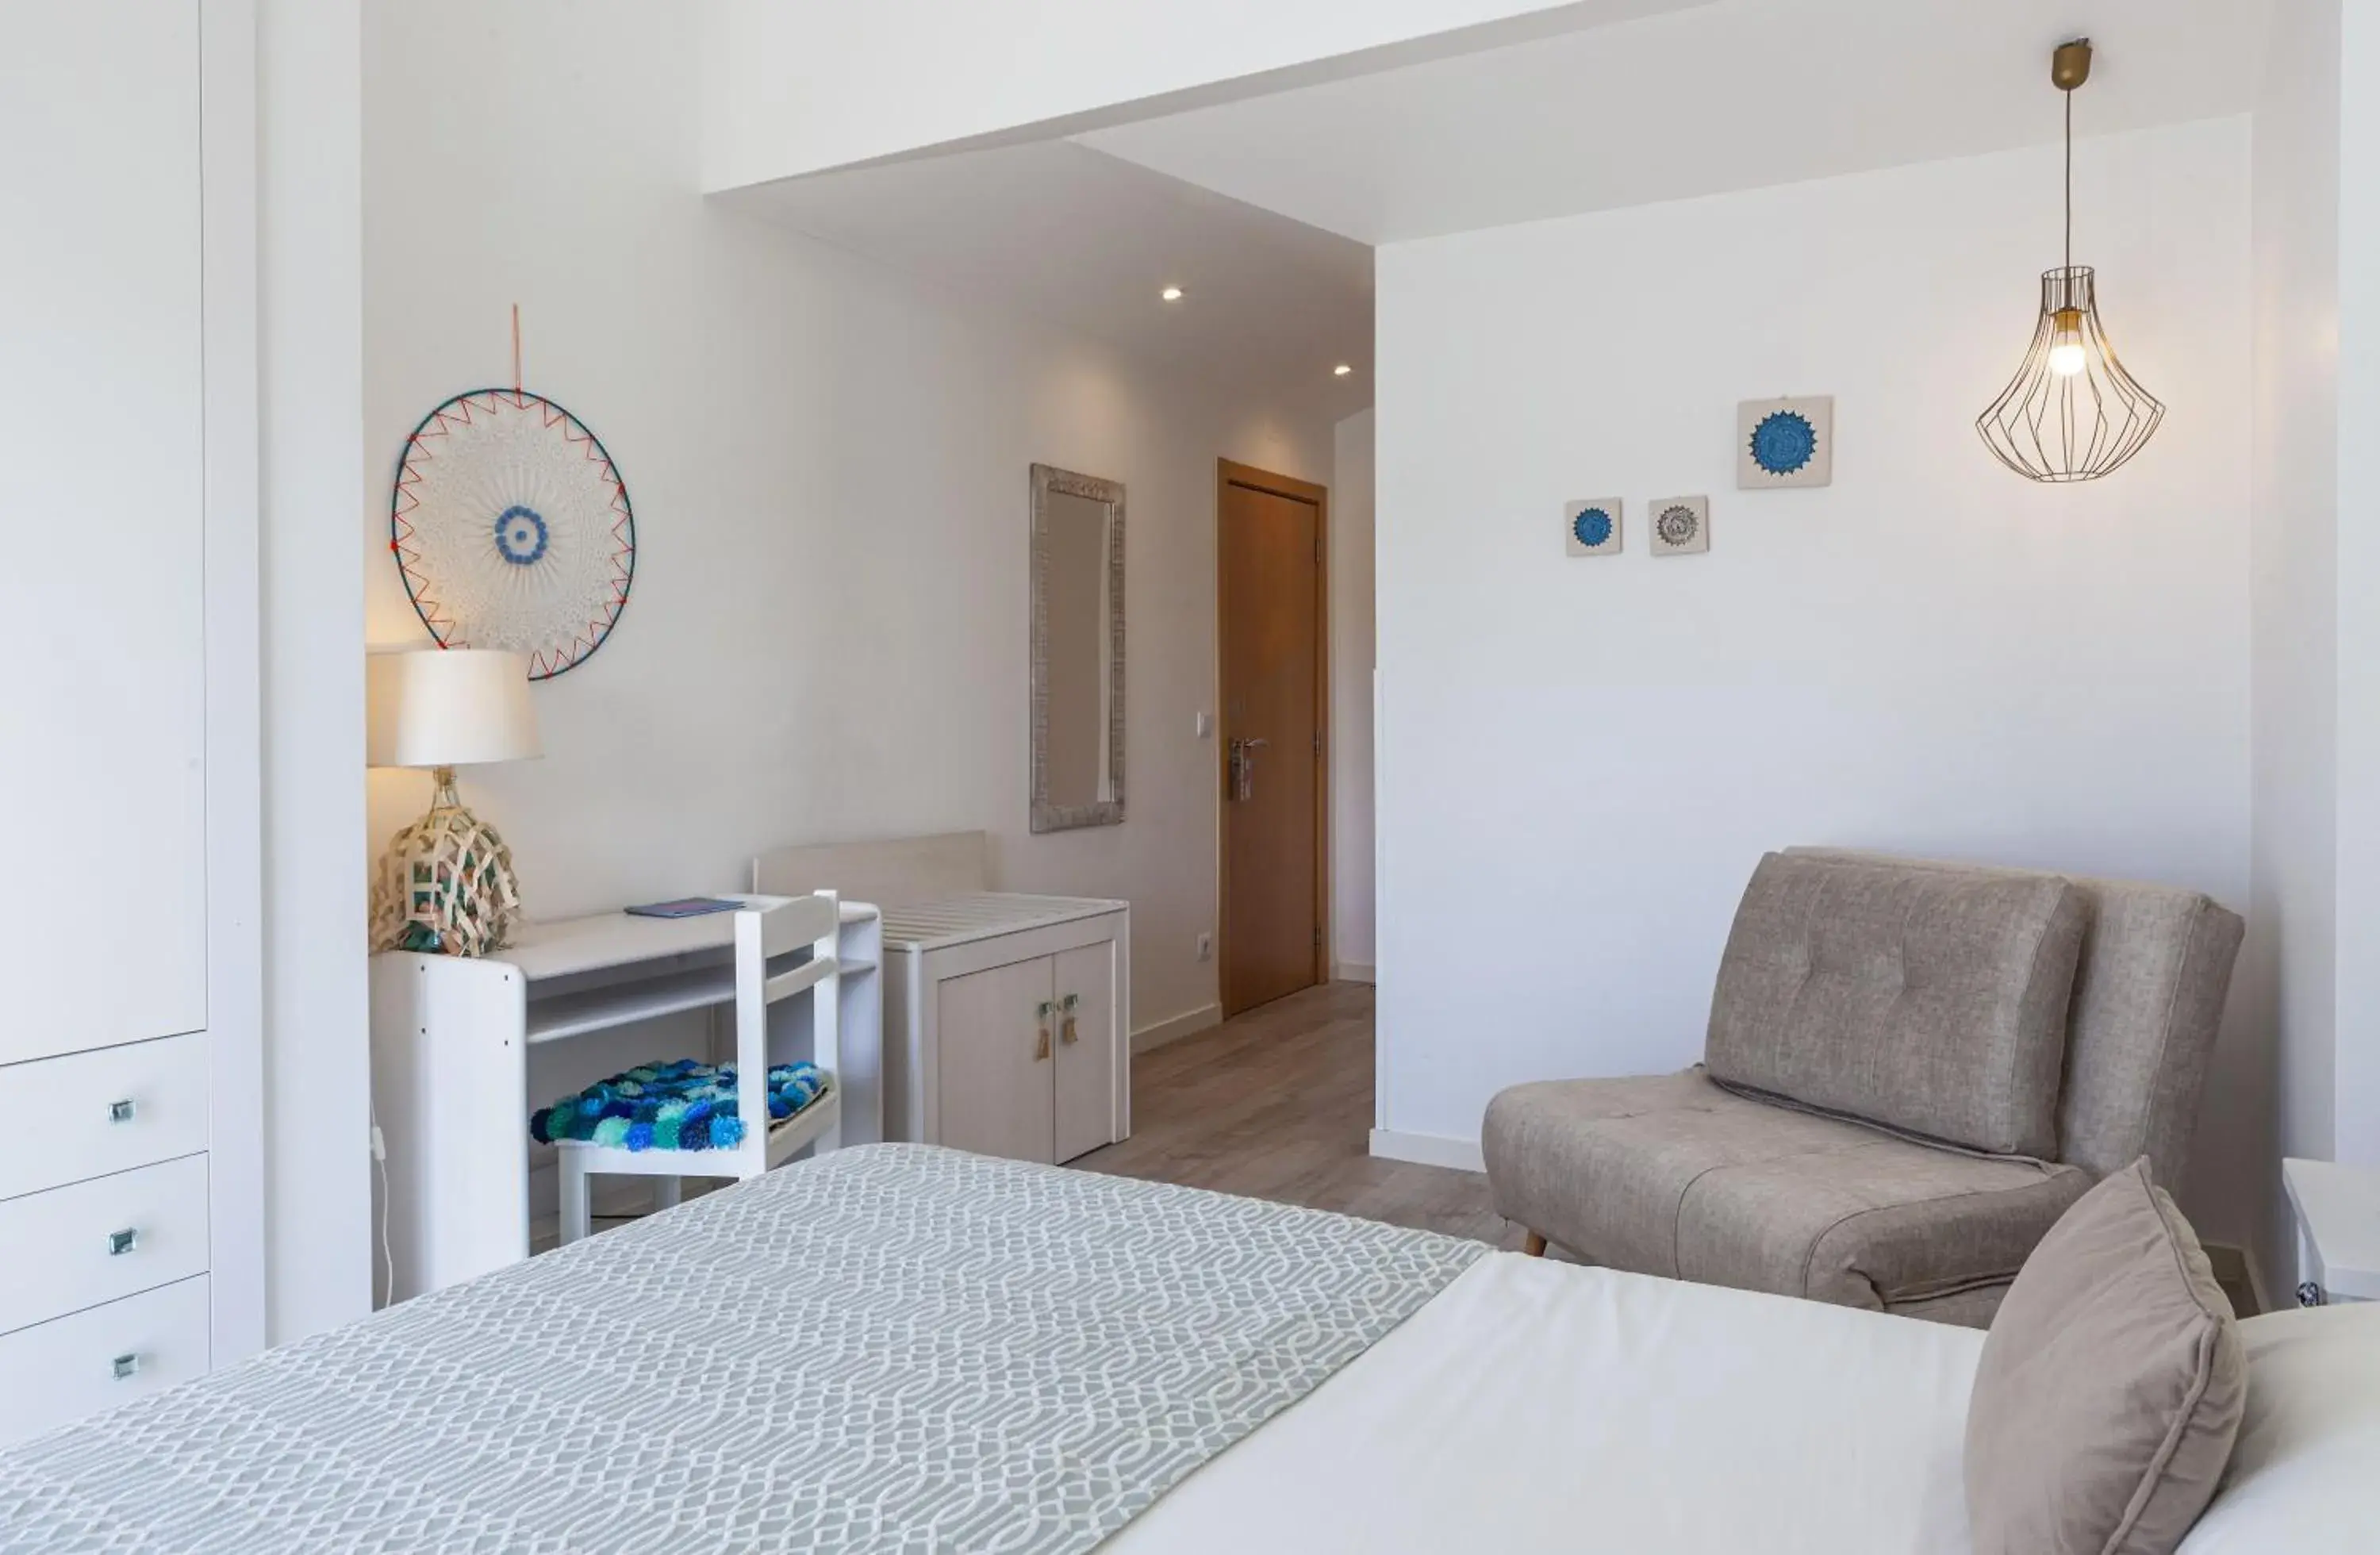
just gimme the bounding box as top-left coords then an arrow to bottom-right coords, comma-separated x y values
1482,849 -> 2244,1327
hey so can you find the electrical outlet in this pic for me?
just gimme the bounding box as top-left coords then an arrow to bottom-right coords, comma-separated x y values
1196,932 -> 1213,962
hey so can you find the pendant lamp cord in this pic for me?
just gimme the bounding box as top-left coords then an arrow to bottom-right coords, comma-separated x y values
2063,88 -> 2073,276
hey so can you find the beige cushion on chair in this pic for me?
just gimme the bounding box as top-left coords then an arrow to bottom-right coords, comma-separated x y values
1481,1071 -> 2090,1323
1706,853 -> 2089,1158
1783,848 -> 2245,1188
1964,1158 -> 2244,1554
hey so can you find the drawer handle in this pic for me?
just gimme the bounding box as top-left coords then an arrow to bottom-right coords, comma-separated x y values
111,1353 -> 140,1382
108,1099 -> 137,1124
107,1228 -> 139,1257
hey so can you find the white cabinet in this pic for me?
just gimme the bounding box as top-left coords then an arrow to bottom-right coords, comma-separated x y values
883,896 -> 1129,1165
0,0 -> 260,1444
2,1 -> 209,1064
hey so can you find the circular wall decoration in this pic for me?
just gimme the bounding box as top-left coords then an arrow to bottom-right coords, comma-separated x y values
1564,496 -> 1624,558
1749,410 -> 1818,476
390,389 -> 635,680
1736,395 -> 1833,488
1656,505 -> 1700,547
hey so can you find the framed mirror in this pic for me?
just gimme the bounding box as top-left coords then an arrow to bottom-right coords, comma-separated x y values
1030,463 -> 1125,832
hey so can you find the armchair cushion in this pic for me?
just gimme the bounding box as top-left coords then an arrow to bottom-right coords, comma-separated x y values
1706,853 -> 2088,1158
1482,1071 -> 2090,1323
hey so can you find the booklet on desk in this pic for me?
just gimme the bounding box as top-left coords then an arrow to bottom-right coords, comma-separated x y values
623,897 -> 746,920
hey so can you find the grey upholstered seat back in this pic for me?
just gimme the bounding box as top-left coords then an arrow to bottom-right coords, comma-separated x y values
1783,849 -> 2244,1186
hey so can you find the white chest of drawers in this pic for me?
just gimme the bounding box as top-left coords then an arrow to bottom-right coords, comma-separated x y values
0,1037 -> 218,1443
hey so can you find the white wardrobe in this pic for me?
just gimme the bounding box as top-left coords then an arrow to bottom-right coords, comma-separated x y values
0,1 -> 265,1445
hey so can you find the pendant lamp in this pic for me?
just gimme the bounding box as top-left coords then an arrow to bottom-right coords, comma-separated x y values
1975,39 -> 2164,482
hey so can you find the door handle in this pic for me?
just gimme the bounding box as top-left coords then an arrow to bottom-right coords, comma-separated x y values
1229,737 -> 1270,802
1060,991 -> 1080,1045
1035,1000 -> 1054,1062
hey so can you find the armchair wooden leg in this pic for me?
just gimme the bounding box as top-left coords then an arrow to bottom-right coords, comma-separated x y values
1522,1231 -> 1547,1257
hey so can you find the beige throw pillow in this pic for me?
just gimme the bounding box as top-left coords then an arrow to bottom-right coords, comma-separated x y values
1964,1158 -> 2245,1555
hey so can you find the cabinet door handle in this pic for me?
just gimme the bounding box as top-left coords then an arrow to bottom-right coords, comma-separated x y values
111,1353 -> 140,1381
1034,1001 -> 1054,1062
107,1228 -> 139,1257
108,1099 -> 136,1123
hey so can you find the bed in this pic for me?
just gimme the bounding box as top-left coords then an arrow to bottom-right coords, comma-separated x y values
0,1146 -> 2370,1552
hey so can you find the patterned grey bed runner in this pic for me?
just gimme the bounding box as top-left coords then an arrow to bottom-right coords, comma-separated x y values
0,1145 -> 1485,1552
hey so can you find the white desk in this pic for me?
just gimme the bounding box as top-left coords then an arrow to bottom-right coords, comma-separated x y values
370,898 -> 883,1303
2285,1157 -> 2380,1306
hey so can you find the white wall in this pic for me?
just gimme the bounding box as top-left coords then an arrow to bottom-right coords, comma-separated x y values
1332,409 -> 1377,977
1374,119 -> 2261,1246
259,0 -> 370,1346
363,1 -> 1330,1059
2250,0 -> 2341,1283
697,0 -> 1668,190
2333,3 -> 2380,1171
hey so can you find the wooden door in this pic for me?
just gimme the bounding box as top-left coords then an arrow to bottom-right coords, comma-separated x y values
1051,941 -> 1116,1163
935,956 -> 1056,1164
1218,462 -> 1328,1018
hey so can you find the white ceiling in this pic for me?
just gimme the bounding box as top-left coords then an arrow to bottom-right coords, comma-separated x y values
1077,0 -> 2273,244
724,0 -> 2271,417
724,140 -> 1376,415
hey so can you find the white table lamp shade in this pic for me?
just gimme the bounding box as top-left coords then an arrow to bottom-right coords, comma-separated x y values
367,649 -> 541,769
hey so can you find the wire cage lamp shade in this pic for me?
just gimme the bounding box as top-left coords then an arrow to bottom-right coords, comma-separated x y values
1975,38 -> 2164,483
1976,266 -> 2164,482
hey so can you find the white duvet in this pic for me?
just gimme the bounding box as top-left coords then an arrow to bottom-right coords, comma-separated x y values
1112,1251 -> 1982,1553
1113,1252 -> 2380,1554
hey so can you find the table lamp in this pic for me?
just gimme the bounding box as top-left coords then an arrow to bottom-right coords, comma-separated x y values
367,648 -> 541,956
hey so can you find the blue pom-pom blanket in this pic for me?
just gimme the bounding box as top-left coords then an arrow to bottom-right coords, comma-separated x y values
528,1059 -> 831,1152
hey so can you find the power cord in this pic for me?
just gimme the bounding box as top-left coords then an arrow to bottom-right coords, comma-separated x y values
369,1108 -> 393,1311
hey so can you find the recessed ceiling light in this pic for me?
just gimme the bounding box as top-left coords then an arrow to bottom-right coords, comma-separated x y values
1161,286 -> 1184,302
1334,363 -> 1353,377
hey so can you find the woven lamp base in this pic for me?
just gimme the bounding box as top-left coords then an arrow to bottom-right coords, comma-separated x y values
370,790 -> 523,957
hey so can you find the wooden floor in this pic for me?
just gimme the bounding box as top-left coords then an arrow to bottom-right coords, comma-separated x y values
1073,981 -> 1530,1250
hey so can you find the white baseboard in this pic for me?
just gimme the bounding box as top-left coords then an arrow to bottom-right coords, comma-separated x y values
1332,961 -> 1376,985
1368,1127 -> 1484,1173
1132,1003 -> 1222,1054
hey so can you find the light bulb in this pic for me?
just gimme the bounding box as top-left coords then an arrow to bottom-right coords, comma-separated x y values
2048,309 -> 2087,378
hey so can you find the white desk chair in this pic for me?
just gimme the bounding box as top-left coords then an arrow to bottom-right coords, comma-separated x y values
555,893 -> 842,1244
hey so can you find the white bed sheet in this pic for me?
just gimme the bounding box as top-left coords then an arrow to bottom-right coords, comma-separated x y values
1108,1250 -> 1986,1554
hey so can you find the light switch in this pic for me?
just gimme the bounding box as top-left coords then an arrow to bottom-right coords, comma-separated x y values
1195,711 -> 1214,739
